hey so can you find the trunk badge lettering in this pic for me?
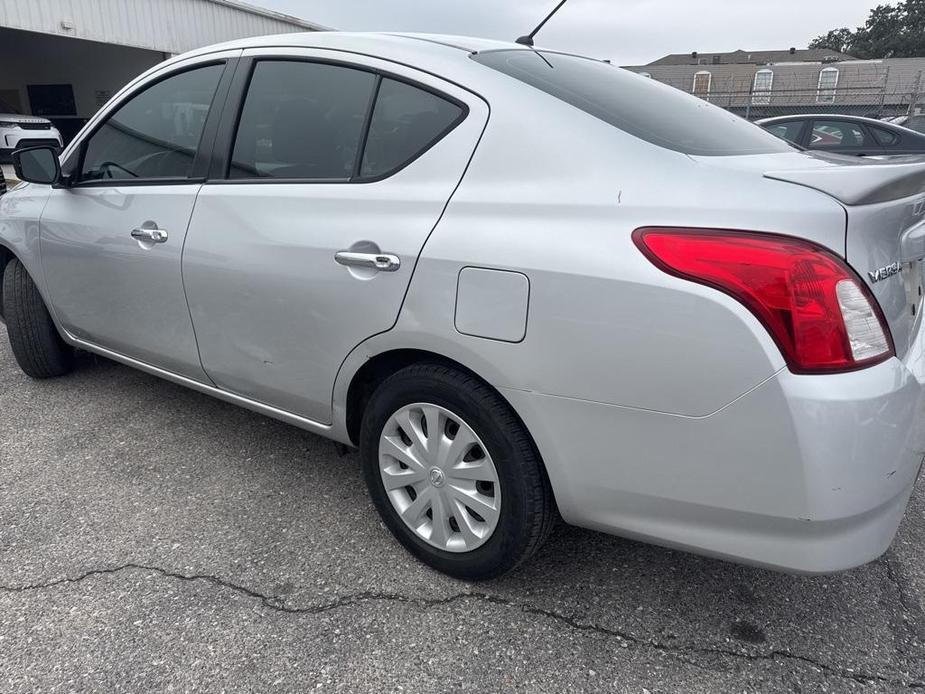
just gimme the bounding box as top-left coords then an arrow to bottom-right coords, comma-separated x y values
869,262 -> 902,283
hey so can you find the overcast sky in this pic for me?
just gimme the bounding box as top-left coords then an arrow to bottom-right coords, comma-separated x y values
247,0 -> 879,65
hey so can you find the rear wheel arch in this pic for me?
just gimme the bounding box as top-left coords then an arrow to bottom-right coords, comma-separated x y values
346,349 -> 480,445
343,349 -> 548,486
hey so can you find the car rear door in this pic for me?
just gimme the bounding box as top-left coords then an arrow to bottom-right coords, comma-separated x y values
40,54 -> 238,380
182,49 -> 488,424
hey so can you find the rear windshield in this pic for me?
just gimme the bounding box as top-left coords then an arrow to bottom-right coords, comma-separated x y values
471,50 -> 793,156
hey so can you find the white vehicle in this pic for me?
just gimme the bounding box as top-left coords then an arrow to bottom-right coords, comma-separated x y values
0,98 -> 63,164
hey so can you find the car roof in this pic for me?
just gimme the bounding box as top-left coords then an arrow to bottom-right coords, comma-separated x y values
757,114 -> 900,126
756,114 -> 925,139
165,32 -> 600,104
183,31 -> 530,59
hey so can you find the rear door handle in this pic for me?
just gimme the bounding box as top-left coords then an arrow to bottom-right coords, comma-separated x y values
335,251 -> 401,272
131,227 -> 169,244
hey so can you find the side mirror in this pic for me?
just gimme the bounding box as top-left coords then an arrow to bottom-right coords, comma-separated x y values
12,146 -> 61,185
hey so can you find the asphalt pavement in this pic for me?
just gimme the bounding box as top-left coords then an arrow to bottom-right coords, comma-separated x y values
1,323 -> 923,693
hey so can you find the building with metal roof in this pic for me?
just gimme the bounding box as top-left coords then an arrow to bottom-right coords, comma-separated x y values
648,48 -> 854,67
0,0 -> 327,144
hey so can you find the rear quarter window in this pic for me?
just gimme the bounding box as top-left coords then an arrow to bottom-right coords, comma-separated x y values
360,78 -> 463,179
871,127 -> 899,147
471,50 -> 793,156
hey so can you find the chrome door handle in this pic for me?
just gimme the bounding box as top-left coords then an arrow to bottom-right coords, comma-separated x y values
131,228 -> 168,243
335,251 -> 401,272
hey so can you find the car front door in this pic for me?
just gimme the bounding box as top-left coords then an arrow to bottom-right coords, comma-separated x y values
181,49 -> 488,423
40,55 -> 237,380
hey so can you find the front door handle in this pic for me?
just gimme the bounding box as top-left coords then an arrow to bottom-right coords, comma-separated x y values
131,227 -> 169,244
335,251 -> 401,272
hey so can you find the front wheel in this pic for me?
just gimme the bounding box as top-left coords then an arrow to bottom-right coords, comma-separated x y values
2,258 -> 74,379
359,363 -> 556,580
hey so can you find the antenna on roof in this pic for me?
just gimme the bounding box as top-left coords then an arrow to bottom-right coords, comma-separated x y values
516,0 -> 570,47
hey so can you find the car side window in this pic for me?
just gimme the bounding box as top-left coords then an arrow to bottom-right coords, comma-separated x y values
871,127 -> 899,147
80,64 -> 224,182
766,121 -> 803,145
809,120 -> 870,149
360,78 -> 463,179
229,61 -> 376,179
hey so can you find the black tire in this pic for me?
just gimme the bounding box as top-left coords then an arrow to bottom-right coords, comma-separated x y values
2,258 -> 74,379
360,363 -> 556,580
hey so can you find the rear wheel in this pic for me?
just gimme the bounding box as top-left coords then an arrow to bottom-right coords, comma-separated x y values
2,258 -> 74,378
360,363 -> 556,580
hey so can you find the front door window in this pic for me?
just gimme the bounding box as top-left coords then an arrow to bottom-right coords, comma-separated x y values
80,64 -> 223,182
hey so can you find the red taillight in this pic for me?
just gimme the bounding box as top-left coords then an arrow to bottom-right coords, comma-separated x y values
632,227 -> 895,374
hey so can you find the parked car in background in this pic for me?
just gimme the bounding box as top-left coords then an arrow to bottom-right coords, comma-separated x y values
758,114 -> 925,156
3,33 -> 925,580
0,98 -> 63,164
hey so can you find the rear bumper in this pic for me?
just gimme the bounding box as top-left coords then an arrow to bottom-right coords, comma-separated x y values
505,336 -> 925,574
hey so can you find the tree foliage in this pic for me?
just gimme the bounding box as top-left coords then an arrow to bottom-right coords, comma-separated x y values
809,28 -> 853,54
809,0 -> 925,58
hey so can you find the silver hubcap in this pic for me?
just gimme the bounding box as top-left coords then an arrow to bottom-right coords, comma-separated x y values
378,403 -> 501,553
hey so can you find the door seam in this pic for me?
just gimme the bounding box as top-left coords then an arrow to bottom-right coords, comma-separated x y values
180,184 -> 217,387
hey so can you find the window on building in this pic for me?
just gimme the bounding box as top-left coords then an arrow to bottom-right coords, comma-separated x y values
80,64 -> 224,181
692,71 -> 712,97
752,69 -> 774,105
817,67 -> 839,104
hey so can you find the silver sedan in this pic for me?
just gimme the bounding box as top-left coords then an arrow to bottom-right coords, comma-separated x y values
2,32 -> 923,579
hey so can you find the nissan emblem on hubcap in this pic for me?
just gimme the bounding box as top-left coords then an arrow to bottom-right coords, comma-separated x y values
429,467 -> 446,487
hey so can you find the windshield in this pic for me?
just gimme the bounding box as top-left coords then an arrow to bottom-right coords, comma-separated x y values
471,50 -> 793,156
0,98 -> 20,114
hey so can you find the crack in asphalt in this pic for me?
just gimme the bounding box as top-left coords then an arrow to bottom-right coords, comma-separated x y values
1,563 -> 924,690
881,553 -> 925,676
885,555 -> 925,622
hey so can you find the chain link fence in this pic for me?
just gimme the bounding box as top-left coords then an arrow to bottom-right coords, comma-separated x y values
703,86 -> 925,121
